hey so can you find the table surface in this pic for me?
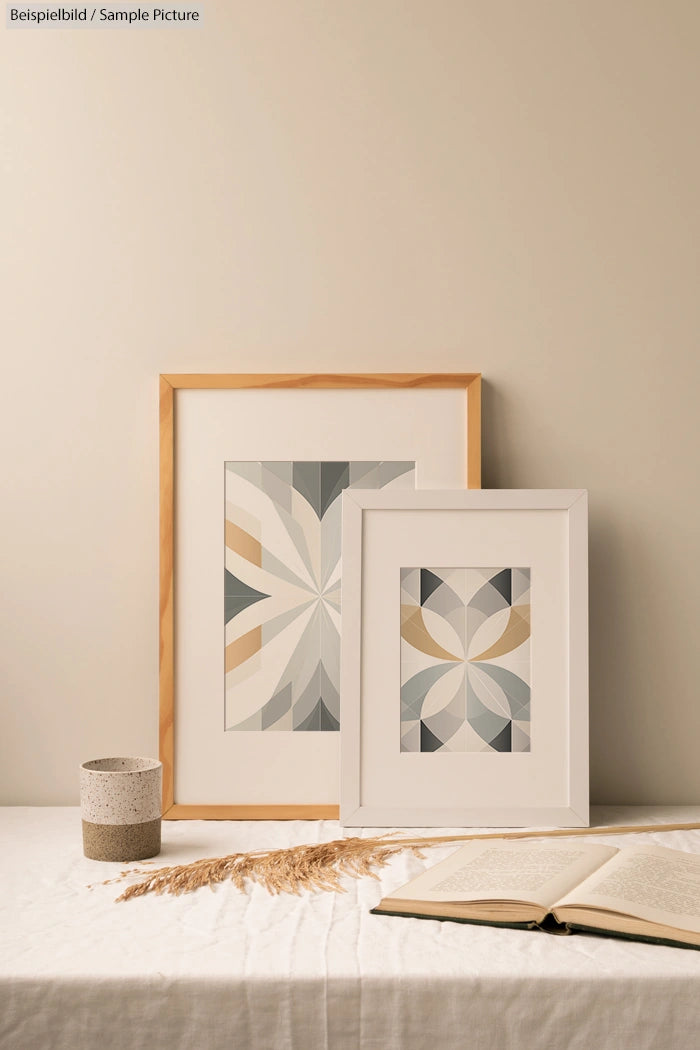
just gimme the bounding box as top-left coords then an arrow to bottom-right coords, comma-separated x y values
3,805 -> 700,1050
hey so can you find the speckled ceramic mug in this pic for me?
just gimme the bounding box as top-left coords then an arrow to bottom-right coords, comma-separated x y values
80,757 -> 162,862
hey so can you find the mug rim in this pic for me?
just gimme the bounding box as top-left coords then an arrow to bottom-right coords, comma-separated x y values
80,756 -> 162,774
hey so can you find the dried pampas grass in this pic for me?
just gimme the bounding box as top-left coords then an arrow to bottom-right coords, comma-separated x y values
108,819 -> 700,902
112,835 -> 424,901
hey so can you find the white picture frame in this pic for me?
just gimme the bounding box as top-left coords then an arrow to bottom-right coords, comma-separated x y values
160,373 -> 481,819
340,489 -> 589,827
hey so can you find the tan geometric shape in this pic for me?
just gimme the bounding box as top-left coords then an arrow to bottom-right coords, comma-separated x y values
225,519 -> 262,566
225,626 -> 262,673
469,604 -> 530,662
400,605 -> 461,662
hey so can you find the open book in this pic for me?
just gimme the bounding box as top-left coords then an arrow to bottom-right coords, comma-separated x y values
372,839 -> 700,950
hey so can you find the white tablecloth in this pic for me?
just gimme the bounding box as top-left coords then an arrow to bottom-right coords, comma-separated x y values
2,806 -> 700,1050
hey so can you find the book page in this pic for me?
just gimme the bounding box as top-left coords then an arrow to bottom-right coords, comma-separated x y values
555,844 -> 700,933
388,840 -> 618,909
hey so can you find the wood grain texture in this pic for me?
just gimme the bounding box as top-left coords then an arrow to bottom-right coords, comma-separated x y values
162,372 -> 480,391
159,372 -> 481,819
159,377 -> 175,815
163,804 -> 340,821
466,374 -> 482,488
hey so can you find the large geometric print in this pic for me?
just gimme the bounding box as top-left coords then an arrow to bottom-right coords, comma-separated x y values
225,461 -> 415,731
400,567 -> 531,753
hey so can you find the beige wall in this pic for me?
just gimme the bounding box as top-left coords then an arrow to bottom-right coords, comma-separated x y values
1,1 -> 698,805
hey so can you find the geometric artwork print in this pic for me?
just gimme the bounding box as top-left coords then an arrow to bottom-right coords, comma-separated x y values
400,567 -> 531,753
225,461 -> 415,731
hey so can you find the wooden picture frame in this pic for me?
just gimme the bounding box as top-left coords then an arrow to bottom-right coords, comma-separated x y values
340,488 -> 589,828
160,373 -> 481,819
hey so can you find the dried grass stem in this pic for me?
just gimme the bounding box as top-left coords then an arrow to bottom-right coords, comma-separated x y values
111,820 -> 700,902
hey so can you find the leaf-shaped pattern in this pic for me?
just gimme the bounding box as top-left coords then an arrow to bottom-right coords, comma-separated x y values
420,664 -> 465,720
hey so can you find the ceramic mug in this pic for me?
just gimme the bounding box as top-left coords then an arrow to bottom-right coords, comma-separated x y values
80,757 -> 162,862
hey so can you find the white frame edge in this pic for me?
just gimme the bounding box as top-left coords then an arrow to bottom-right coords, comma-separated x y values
340,488 -> 589,828
567,489 -> 590,826
340,491 -> 364,820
